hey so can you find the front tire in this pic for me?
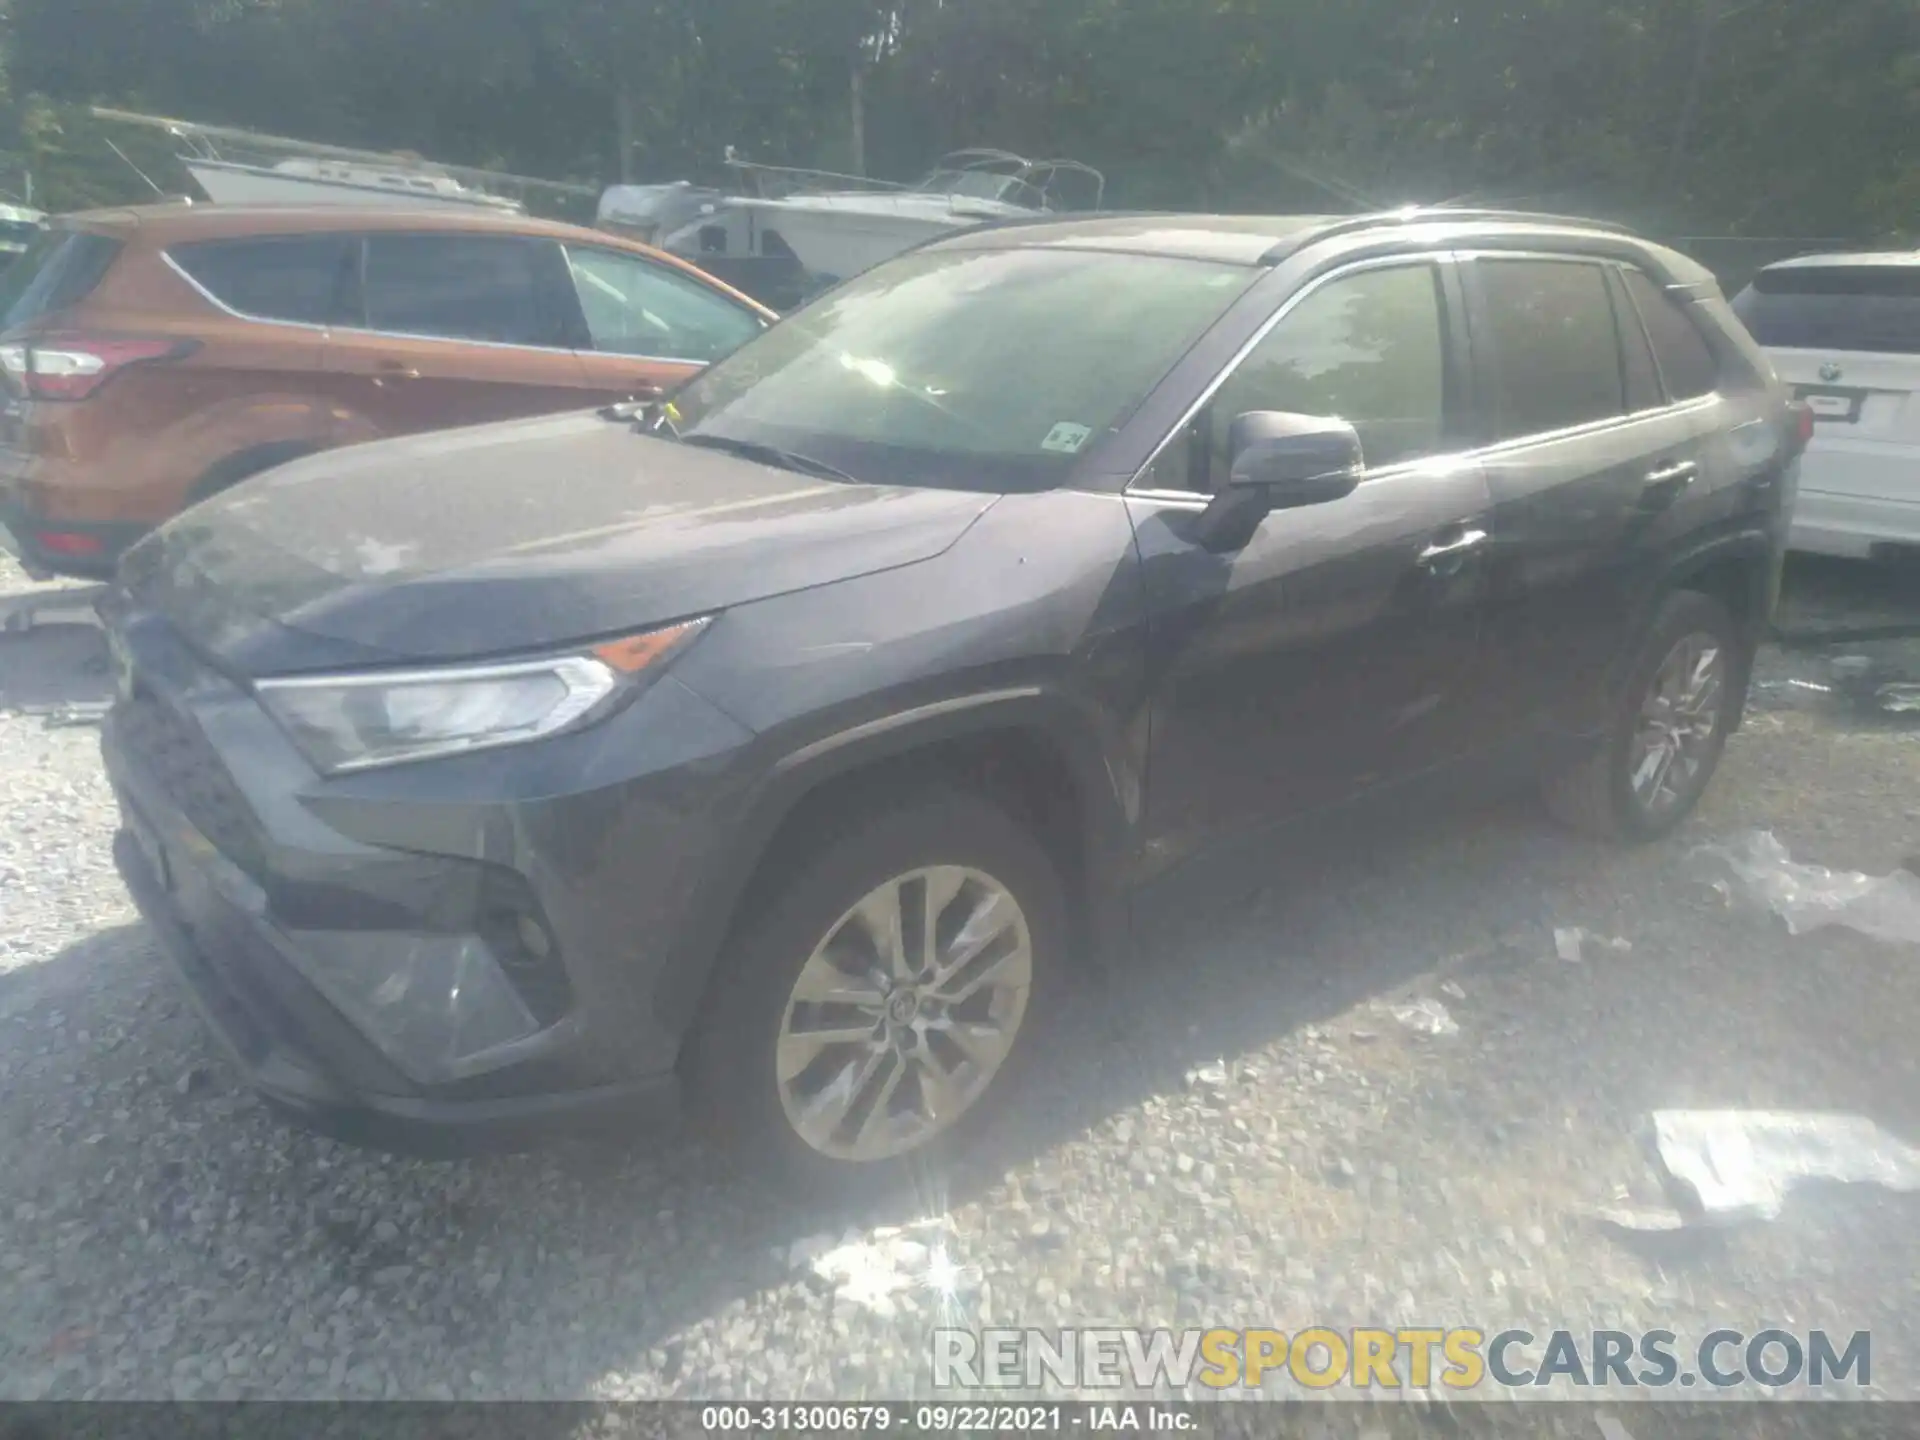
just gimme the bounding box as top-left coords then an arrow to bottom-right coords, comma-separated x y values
1542,590 -> 1745,841
687,788 -> 1067,1193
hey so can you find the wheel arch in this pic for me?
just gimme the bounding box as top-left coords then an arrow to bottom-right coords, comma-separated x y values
655,688 -> 1137,1041
1634,530 -> 1775,731
188,438 -> 326,506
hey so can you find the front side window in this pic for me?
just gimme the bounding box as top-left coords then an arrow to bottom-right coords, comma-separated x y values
668,246 -> 1257,491
1140,263 -> 1448,494
564,246 -> 763,362
1213,263 -> 1447,478
1479,259 -> 1625,440
362,234 -> 563,347
171,235 -> 357,326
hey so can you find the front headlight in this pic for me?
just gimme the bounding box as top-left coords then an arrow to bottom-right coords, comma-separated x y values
256,618 -> 709,774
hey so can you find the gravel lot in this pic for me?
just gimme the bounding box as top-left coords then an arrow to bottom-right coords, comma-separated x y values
1,552 -> 1917,1404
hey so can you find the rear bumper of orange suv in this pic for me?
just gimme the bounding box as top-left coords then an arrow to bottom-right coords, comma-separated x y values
0,488 -> 149,580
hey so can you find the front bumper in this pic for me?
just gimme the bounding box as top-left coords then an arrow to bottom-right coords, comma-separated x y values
1789,487 -> 1920,560
99,605 -> 761,1155
114,828 -> 678,1156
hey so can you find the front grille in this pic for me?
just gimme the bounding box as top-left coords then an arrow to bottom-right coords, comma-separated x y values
114,692 -> 267,876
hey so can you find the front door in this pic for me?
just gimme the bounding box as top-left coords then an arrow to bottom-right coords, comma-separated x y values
1130,258 -> 1494,868
325,231 -> 592,439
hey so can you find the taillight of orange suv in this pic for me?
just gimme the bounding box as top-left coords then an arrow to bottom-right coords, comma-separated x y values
0,333 -> 201,401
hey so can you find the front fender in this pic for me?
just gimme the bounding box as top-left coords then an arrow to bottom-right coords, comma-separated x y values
652,682 -> 1142,1038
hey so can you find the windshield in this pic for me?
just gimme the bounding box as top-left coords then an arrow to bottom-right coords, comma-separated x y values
917,169 -> 1021,202
667,246 -> 1255,491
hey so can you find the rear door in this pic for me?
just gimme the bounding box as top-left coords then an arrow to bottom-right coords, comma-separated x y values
1468,254 -> 1718,734
558,243 -> 767,402
326,231 -> 592,437
1732,261 -> 1920,533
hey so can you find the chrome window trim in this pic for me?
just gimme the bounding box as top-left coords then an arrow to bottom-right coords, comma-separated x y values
163,242 -> 720,367
1125,248 -> 1724,502
162,249 -> 334,335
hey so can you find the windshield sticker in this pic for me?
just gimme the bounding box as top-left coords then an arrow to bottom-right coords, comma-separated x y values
1040,422 -> 1093,454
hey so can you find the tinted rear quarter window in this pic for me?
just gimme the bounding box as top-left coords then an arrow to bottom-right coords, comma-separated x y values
170,235 -> 358,325
1732,264 -> 1920,355
0,230 -> 123,331
1623,268 -> 1719,399
362,233 -> 563,346
1478,258 -> 1625,438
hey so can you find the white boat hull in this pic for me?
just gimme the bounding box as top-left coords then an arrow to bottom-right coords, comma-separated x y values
185,161 -> 519,213
738,197 -> 1006,280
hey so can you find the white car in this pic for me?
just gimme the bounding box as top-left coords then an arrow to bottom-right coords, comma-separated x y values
1732,252 -> 1920,559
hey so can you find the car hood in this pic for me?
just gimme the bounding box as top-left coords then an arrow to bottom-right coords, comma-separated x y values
121,411 -> 997,674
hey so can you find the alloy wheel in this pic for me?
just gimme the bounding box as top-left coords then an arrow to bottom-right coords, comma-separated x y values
1628,630 -> 1726,818
774,865 -> 1033,1162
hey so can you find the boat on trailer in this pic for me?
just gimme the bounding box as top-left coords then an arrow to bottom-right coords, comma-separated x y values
725,149 -> 1107,284
90,107 -> 595,217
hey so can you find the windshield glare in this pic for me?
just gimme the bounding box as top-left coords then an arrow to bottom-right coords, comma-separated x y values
667,247 -> 1255,491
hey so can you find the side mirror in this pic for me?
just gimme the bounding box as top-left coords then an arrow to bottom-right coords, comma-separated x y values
1191,411 -> 1363,552
1225,410 -> 1364,506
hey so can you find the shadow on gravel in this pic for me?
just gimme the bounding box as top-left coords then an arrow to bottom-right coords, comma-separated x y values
12,776 -> 1577,1395
0,623 -> 111,712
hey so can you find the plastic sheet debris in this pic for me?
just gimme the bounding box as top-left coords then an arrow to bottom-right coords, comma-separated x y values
1880,683 -> 1920,715
1386,998 -> 1458,1037
1590,1204 -> 1689,1233
1552,927 -> 1632,963
786,1218 -> 977,1316
1692,829 -> 1920,944
1185,1058 -> 1230,1091
30,701 -> 110,728
1651,1109 -> 1920,1223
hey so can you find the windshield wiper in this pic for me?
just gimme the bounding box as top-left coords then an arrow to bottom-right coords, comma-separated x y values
678,433 -> 855,483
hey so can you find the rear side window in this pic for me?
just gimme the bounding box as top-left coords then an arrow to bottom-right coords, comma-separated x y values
170,235 -> 358,326
1478,259 -> 1624,439
1623,268 -> 1718,400
362,234 -> 564,347
0,230 -> 122,331
1732,264 -> 1920,355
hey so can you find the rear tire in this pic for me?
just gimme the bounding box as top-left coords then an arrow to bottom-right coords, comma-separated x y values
686,787 -> 1067,1195
1542,590 -> 1745,841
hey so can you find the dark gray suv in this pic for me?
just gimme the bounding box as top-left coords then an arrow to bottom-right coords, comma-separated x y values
99,209 -> 1807,1186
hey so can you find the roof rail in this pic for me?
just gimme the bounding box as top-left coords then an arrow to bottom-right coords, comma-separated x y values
1260,207 -> 1641,265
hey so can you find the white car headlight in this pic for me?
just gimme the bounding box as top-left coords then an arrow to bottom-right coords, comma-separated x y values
257,618 -> 709,774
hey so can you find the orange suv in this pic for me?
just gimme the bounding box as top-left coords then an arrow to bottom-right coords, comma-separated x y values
0,204 -> 774,580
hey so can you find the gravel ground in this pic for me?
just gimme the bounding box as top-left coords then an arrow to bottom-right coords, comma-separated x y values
1,552 -> 1917,1405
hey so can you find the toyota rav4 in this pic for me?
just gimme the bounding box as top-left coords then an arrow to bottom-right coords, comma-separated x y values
99,209 -> 1806,1187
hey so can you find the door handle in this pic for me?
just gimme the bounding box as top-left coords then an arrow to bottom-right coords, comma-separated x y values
374,361 -> 421,381
1418,527 -> 1489,568
1643,460 -> 1698,488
